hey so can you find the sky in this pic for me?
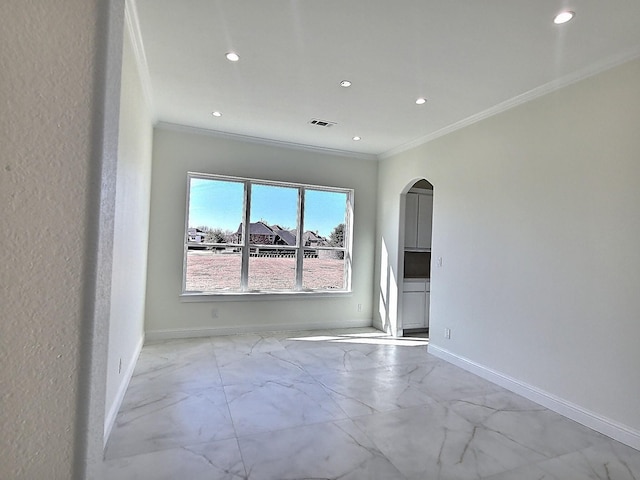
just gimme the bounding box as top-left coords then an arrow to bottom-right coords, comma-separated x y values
188,177 -> 347,238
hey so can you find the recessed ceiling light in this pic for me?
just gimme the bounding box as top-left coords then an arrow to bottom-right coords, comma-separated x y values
416,97 -> 427,105
211,111 -> 222,117
352,136 -> 361,141
553,11 -> 575,24
225,52 -> 240,62
340,80 -> 352,88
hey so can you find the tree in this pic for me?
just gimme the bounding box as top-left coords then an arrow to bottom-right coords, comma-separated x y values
206,228 -> 227,243
196,226 -> 228,244
328,223 -> 345,247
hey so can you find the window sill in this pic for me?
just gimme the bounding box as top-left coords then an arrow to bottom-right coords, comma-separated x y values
180,290 -> 352,302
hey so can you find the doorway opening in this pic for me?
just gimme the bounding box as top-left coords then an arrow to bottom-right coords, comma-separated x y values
399,179 -> 433,339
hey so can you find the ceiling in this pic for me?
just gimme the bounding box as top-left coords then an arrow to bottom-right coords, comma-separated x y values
131,0 -> 640,158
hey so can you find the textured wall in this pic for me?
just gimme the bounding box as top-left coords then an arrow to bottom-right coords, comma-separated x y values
0,0 -> 121,478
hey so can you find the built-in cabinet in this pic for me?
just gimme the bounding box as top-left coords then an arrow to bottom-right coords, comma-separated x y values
402,279 -> 430,329
402,188 -> 433,331
404,192 -> 433,250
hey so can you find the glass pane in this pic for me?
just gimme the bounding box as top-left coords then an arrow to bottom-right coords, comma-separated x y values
248,183 -> 298,246
185,249 -> 242,292
248,248 -> 296,291
188,177 -> 244,245
302,249 -> 346,290
304,189 -> 347,248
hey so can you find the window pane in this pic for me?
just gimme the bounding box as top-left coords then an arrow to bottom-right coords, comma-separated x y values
185,250 -> 242,292
188,177 -> 244,243
248,248 -> 296,291
186,177 -> 244,291
248,183 -> 298,246
184,174 -> 352,294
304,189 -> 347,248
302,249 -> 346,290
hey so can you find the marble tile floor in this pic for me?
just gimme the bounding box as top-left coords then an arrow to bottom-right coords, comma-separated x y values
103,327 -> 640,479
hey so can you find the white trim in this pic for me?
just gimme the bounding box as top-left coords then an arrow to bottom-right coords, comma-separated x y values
180,291 -> 352,302
124,0 -> 156,121
380,48 -> 640,160
145,318 -> 372,341
103,334 -> 144,447
428,344 -> 640,451
155,121 -> 378,161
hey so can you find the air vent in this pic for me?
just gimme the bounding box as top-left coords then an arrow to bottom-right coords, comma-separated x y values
309,118 -> 337,128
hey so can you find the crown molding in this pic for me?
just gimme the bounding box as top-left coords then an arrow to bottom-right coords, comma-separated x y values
155,121 -> 379,161
380,48 -> 640,160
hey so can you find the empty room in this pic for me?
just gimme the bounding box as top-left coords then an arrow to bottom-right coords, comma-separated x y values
4,1 -> 640,479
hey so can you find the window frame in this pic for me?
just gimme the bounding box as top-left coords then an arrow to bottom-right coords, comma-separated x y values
182,172 -> 354,298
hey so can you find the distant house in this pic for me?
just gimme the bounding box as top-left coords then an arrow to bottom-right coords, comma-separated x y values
232,222 -> 300,247
233,221 -> 277,245
186,227 -> 208,249
271,225 -> 297,246
187,227 -> 206,242
302,230 -> 327,247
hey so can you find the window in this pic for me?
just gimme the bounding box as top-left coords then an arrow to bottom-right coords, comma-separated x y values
183,173 -> 353,295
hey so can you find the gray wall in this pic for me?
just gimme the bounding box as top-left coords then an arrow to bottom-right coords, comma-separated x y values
375,58 -> 640,446
145,127 -> 378,337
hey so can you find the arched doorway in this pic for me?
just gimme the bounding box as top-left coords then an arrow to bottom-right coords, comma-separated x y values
398,179 -> 433,338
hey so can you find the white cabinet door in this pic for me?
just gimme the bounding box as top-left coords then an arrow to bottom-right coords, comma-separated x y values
417,193 -> 433,249
403,291 -> 426,329
405,193 -> 419,249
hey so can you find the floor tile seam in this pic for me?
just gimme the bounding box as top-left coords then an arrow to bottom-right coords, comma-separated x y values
317,383 -> 448,420
311,372 -> 440,409
219,371 -> 325,390
115,388 -> 228,413
219,373 -> 246,445
125,378 -> 224,393
227,436 -> 250,479
233,415 -> 354,441
103,434 -> 243,464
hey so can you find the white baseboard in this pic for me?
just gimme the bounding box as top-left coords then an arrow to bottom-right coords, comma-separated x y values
103,334 -> 144,447
428,344 -> 640,451
145,318 -> 373,342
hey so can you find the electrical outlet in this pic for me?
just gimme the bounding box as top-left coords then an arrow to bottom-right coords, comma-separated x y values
211,308 -> 219,319
437,257 -> 443,267
357,303 -> 362,312
444,328 -> 451,339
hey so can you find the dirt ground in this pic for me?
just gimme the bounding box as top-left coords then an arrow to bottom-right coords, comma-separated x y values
186,251 -> 345,291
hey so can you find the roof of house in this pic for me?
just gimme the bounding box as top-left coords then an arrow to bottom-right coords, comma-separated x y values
273,229 -> 296,246
236,222 -> 276,236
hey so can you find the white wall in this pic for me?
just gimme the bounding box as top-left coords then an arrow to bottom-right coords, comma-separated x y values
104,17 -> 153,442
0,0 -> 124,478
145,127 -> 377,337
375,58 -> 640,446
